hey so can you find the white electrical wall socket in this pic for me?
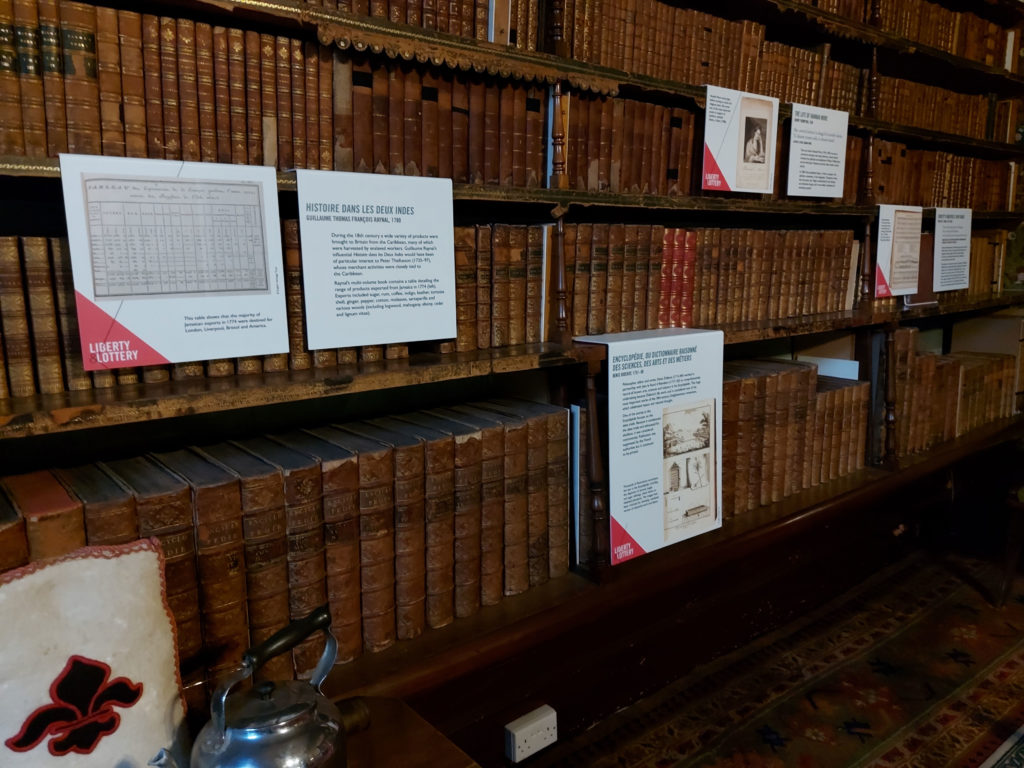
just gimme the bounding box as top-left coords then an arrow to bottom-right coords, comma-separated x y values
504,704 -> 558,762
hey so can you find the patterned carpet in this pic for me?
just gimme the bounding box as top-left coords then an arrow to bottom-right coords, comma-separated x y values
537,554 -> 1024,768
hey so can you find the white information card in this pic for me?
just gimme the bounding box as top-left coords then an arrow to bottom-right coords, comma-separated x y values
787,103 -> 849,199
933,207 -> 972,292
296,170 -> 456,349
875,204 -> 923,298
59,154 -> 287,370
702,86 -> 779,194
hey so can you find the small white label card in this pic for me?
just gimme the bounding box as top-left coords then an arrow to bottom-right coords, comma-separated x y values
296,170 -> 456,349
59,154 -> 287,370
787,103 -> 849,198
876,204 -> 923,297
933,207 -> 972,292
702,85 -> 779,194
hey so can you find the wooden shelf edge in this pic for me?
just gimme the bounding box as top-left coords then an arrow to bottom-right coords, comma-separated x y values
851,117 -> 1024,159
0,344 -> 584,439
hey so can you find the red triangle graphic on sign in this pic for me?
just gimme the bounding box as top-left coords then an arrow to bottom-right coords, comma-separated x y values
610,516 -> 647,565
874,264 -> 892,298
702,142 -> 732,192
76,292 -> 171,370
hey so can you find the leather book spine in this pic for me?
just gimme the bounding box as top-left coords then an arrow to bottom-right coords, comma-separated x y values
20,236 -> 62,394
655,104 -> 671,195
289,37 -> 306,169
475,224 -> 492,349
0,490 -> 28,573
56,466 -> 137,546
370,60 -> 388,174
421,70 -> 440,177
48,238 -> 90,391
283,219 -> 311,371
177,18 -> 199,161
36,0 -> 65,154
562,223 -> 578,334
0,308 -> 7,400
496,80 -> 515,185
451,75 -> 469,182
525,225 -> 543,344
645,225 -> 664,331
194,23 -> 216,162
355,441 -> 396,651
467,76 -> 484,183
60,1 -> 100,155
507,225 -> 527,345
598,95 -> 612,191
629,223 -> 647,331
620,224 -> 637,332
586,95 -> 601,191
406,0 -> 420,26
733,374 -> 755,512
510,81 -> 526,186
571,222 -> 592,337
303,40 -> 319,170
275,36 -> 292,169
0,236 -> 35,397
333,50 -> 353,171
605,222 -> 625,333
454,225 -> 478,352
588,222 -> 609,334
350,57 -> 372,173
245,29 -> 263,166
388,63 -> 404,173
402,63 -> 421,176
226,28 -> 247,164
523,410 -> 549,586
259,33 -> 277,167
721,376 -> 740,517
609,97 -> 624,192
2,470 -> 85,561
435,69 -> 452,179
157,16 -> 180,159
450,428 -> 482,616
210,26 -> 230,163
620,98 -> 636,193
490,224 -> 510,348
543,407 -> 569,579
500,416 -> 528,595
0,0 -> 25,156
12,0 -> 46,156
422,0 -> 436,29
481,77 -> 499,185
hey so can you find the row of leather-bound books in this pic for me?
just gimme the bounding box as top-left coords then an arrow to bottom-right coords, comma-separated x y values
308,0 -> 492,44
0,398 -> 571,687
790,0 -> 1022,74
722,360 -> 869,518
872,140 -> 1014,211
890,327 -> 1017,458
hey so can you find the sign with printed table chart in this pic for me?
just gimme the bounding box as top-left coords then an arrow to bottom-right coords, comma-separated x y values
59,154 -> 288,370
575,328 -> 723,565
875,204 -> 923,298
702,86 -> 779,194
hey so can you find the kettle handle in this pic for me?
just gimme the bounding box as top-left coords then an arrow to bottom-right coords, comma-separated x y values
243,604 -> 332,674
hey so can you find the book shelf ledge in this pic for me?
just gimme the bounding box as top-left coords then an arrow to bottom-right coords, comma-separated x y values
0,343 -> 588,439
853,117 -> 1024,160
898,294 -> 1024,321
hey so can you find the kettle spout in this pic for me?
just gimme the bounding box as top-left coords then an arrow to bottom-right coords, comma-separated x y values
148,747 -> 181,768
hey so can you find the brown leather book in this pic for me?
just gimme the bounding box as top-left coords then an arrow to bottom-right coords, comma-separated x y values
619,224 -> 637,332
211,26 -> 231,163
307,425 -> 396,653
406,0 -> 420,26
460,404 -> 527,595
102,456 -> 201,658
403,63 -> 422,176
275,36 -> 293,169
56,464 -> 137,548
289,37 -> 305,169
0,487 -> 27,573
374,416 -> 456,630
59,1 -> 100,154
490,224 -> 510,347
0,236 -> 35,397
507,225 -> 527,346
234,436 -> 327,677
630,224 -> 649,331
482,77 -> 499,185
605,223 -> 625,333
340,421 -> 426,642
12,0 -> 45,156
585,95 -> 601,191
435,405 -> 505,605
244,29 -> 263,166
510,82 -> 527,186
451,75 -> 469,182
587,222 -> 609,334
422,0 -> 436,29
371,60 -> 388,174
731,373 -> 755,512
48,238 -> 90,391
562,223 -> 577,332
349,56 -> 371,173
333,51 -> 354,172
195,441 -> 291,681
176,18 -> 200,161
609,98 -> 625,192
225,27 -> 246,164
571,222 -> 592,336
282,219 -> 311,371
525,225 -> 543,344
473,224 -> 489,350
420,69 -> 440,177
436,0 -> 449,33
20,236 -> 62,394
193,22 -> 216,162
157,16 -> 180,159
259,33 -> 277,167
467,76 -> 484,184
271,430 -> 361,663
399,411 -> 482,618
35,0 -> 65,154
619,98 -> 635,193
645,225 -> 664,331
453,225 -> 477,352
598,96 -> 613,191
435,69 -> 452,179
721,374 -> 741,517
495,81 -> 516,186
0,0 -> 25,156
2,469 -> 85,561
304,40 -> 320,170
152,448 -> 247,674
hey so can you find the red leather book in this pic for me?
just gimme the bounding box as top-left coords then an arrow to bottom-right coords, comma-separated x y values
0,487 -> 27,573
2,469 -> 85,561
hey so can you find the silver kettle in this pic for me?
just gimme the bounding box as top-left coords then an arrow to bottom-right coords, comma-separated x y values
153,605 -> 345,768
